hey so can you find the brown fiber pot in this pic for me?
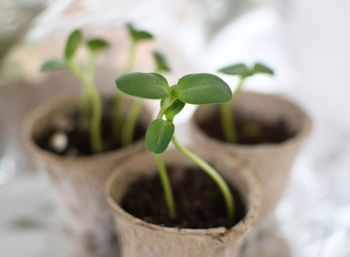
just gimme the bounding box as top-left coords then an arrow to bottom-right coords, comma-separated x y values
105,148 -> 261,257
190,91 -> 312,222
24,95 -> 152,257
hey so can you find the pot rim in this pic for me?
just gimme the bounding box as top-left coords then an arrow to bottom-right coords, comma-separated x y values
23,94 -> 151,166
105,149 -> 261,240
191,90 -> 312,153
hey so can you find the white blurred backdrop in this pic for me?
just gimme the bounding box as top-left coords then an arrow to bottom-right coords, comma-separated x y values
1,0 -> 350,256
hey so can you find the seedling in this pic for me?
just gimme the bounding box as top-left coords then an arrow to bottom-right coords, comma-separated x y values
113,23 -> 155,145
116,72 -> 235,224
218,62 -> 274,143
41,29 -> 109,153
41,25 -> 170,154
114,25 -> 171,146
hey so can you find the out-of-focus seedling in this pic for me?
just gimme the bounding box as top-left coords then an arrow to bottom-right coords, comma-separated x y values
218,63 -> 274,143
42,25 -> 172,153
114,24 -> 172,147
41,30 -> 109,153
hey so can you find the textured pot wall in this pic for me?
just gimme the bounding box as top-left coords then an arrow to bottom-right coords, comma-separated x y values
24,96 -> 152,257
190,91 -> 311,222
106,149 -> 261,257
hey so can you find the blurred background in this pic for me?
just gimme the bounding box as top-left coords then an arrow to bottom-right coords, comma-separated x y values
1,0 -> 349,256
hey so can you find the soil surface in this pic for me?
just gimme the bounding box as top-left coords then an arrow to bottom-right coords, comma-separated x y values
35,99 -> 147,156
121,166 -> 246,229
197,106 -> 295,145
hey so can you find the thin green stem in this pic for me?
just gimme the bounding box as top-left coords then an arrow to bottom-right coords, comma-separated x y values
220,100 -> 237,143
154,154 -> 176,219
88,85 -> 103,153
79,86 -> 91,130
121,98 -> 144,146
113,41 -> 138,140
84,52 -> 103,153
220,78 -> 245,144
66,61 -> 90,130
149,97 -> 178,219
172,135 -> 235,225
122,41 -> 138,73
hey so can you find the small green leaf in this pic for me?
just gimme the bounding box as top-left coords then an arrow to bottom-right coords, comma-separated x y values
176,73 -> 232,104
153,51 -> 171,72
116,72 -> 170,99
164,99 -> 185,121
145,119 -> 174,154
64,29 -> 83,60
253,62 -> 274,75
86,38 -> 109,52
41,59 -> 66,72
127,23 -> 153,42
218,63 -> 251,77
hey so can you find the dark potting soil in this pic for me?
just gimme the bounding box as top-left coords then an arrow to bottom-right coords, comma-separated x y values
121,166 -> 246,229
35,99 -> 147,156
198,106 -> 295,145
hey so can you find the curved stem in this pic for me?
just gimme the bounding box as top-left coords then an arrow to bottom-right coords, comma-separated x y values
172,135 -> 234,224
121,98 -> 144,146
84,52 -> 103,153
154,154 -> 176,219
66,61 -> 90,130
220,78 -> 245,144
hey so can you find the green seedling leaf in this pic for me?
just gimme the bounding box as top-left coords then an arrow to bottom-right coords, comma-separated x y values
176,73 -> 232,104
116,72 -> 170,99
86,38 -> 109,52
41,59 -> 66,72
127,23 -> 154,42
218,63 -> 251,77
164,99 -> 185,121
153,51 -> 171,72
253,62 -> 274,75
65,29 -> 83,60
145,119 -> 174,154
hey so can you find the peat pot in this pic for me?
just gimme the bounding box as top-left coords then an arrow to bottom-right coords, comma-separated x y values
190,91 -> 312,222
106,149 -> 261,257
24,95 -> 152,257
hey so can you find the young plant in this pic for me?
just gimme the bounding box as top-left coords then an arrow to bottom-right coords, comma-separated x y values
116,72 -> 235,224
218,62 -> 274,143
41,29 -> 109,153
114,24 -> 172,146
113,23 -> 154,144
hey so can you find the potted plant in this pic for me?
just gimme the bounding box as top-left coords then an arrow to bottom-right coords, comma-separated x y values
190,63 -> 312,222
23,24 -> 167,257
105,72 -> 262,257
